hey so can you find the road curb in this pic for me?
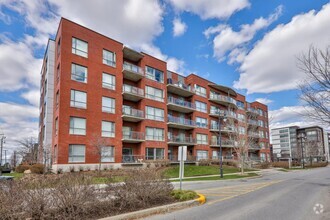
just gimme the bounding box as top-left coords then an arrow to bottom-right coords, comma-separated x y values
99,195 -> 204,220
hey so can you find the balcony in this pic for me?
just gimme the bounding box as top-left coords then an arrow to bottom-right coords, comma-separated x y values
249,145 -> 261,151
246,107 -> 259,116
167,116 -> 196,130
209,109 -> 238,121
122,106 -> 144,122
123,46 -> 144,62
167,78 -> 194,97
222,126 -> 237,134
122,84 -> 144,102
248,119 -> 258,127
210,139 -> 237,148
248,132 -> 260,138
122,155 -> 144,163
122,131 -> 145,143
167,96 -> 195,113
167,135 -> 196,146
209,93 -> 237,108
122,62 -> 144,82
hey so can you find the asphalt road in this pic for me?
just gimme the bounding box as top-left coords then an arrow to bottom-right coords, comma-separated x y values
145,167 -> 330,220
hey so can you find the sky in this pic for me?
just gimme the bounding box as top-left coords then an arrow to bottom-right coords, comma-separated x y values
0,0 -> 330,158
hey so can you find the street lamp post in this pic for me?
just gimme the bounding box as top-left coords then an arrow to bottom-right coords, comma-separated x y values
218,111 -> 227,178
297,132 -> 306,169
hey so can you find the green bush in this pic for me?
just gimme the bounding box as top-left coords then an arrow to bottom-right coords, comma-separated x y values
15,164 -> 31,173
171,190 -> 198,201
30,164 -> 45,174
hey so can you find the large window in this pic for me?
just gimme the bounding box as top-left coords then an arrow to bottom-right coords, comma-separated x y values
70,90 -> 87,109
103,49 -> 116,67
146,106 -> 164,121
72,37 -> 88,58
102,73 -> 115,90
237,101 -> 245,109
69,145 -> 85,163
55,117 -> 58,135
196,150 -> 208,160
102,121 -> 115,137
195,101 -> 207,113
146,148 -> 165,160
71,63 -> 87,83
101,146 -> 115,162
145,86 -> 164,102
196,117 -> 208,128
145,66 -> 164,83
239,126 -> 245,134
194,85 -> 206,97
146,127 -> 164,141
238,113 -> 245,122
69,117 -> 86,135
102,97 -> 115,113
197,134 -> 208,144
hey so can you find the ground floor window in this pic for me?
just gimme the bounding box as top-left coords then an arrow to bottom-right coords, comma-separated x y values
101,146 -> 115,162
69,144 -> 85,163
212,150 -> 219,159
197,150 -> 208,160
146,148 -> 164,160
260,153 -> 266,162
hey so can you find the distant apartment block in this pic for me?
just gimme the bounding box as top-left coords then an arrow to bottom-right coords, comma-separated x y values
38,18 -> 271,171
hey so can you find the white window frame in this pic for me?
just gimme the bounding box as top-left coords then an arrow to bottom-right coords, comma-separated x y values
102,121 -> 115,137
145,66 -> 164,83
146,148 -> 165,160
69,117 -> 86,135
195,101 -> 207,113
102,97 -> 115,113
146,106 -> 164,121
145,86 -> 164,102
72,37 -> 88,58
196,150 -> 208,160
69,144 -> 85,163
196,133 -> 208,145
146,127 -> 164,141
70,90 -> 87,109
102,73 -> 115,90
101,146 -> 115,162
103,49 -> 116,67
196,117 -> 208,128
194,84 -> 206,97
71,63 -> 87,83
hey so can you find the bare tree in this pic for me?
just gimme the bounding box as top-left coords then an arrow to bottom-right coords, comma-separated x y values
17,137 -> 39,165
89,134 -> 110,172
297,45 -> 330,126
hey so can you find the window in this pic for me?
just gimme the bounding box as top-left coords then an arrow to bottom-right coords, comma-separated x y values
145,66 -> 164,83
145,86 -> 164,102
54,145 -> 57,163
196,150 -> 208,160
102,73 -> 115,90
56,64 -> 60,83
194,84 -> 206,97
257,108 -> 263,116
167,71 -> 172,79
103,49 -> 116,67
210,120 -> 218,130
102,97 -> 115,113
69,145 -> 85,163
195,101 -> 207,113
72,37 -> 88,57
259,130 -> 265,138
55,117 -> 58,135
57,38 -> 61,57
258,120 -> 264,127
197,134 -> 208,144
101,146 -> 115,162
69,117 -> 86,135
71,63 -> 87,83
56,90 -> 59,108
237,101 -> 245,109
237,113 -> 245,122
239,126 -> 245,135
146,148 -> 165,160
102,121 -> 115,137
146,106 -> 164,121
196,117 -> 208,128
210,106 -> 220,114
146,127 -> 164,141
70,90 -> 87,109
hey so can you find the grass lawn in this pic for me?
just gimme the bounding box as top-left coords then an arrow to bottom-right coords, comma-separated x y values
172,173 -> 259,182
2,172 -> 24,179
163,165 -> 257,178
92,176 -> 126,184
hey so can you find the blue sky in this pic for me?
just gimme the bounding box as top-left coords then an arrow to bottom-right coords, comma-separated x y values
0,0 -> 330,156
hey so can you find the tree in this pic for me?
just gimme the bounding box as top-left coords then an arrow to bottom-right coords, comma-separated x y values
17,137 -> 39,165
297,45 -> 330,126
89,134 -> 110,172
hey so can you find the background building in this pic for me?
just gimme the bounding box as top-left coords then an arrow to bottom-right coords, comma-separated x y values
38,18 -> 271,171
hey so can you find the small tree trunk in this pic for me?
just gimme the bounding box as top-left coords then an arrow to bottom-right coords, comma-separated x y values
241,156 -> 244,175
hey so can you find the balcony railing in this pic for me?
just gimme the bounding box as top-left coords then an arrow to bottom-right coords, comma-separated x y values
122,155 -> 144,163
209,93 -> 237,106
123,62 -> 144,76
122,84 -> 144,96
168,116 -> 196,127
122,131 -> 145,141
248,120 -> 258,126
248,132 -> 260,138
226,110 -> 237,119
168,135 -> 196,144
249,145 -> 261,150
122,106 -> 144,118
210,139 -> 236,146
167,96 -> 195,109
168,155 -> 196,162
167,78 -> 193,92
247,107 -> 259,115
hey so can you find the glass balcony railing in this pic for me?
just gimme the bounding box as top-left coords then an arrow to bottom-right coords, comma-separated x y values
168,135 -> 196,144
248,120 -> 258,126
167,78 -> 194,92
210,139 -> 236,146
122,106 -> 144,118
247,107 -> 259,115
167,96 -> 195,109
248,132 -> 260,138
209,93 -> 237,105
122,84 -> 144,96
122,131 -> 145,140
123,62 -> 144,76
168,116 -> 196,127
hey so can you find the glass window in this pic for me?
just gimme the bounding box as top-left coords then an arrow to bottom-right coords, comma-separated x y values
238,113 -> 245,122
102,121 -> 115,137
237,101 -> 245,109
102,73 -> 115,90
55,117 -> 58,135
194,85 -> 206,97
56,90 -> 59,108
72,37 -> 88,57
146,148 -> 165,160
103,49 -> 116,67
71,63 -> 87,83
197,134 -> 208,144
196,150 -> 208,160
101,146 -> 115,162
70,90 -> 87,109
195,101 -> 207,113
145,66 -> 164,83
145,86 -> 164,102
239,126 -> 245,134
69,145 -> 85,163
196,117 -> 208,128
259,130 -> 265,138
146,127 -> 164,141
102,97 -> 115,113
69,117 -> 86,135
57,38 -> 61,57
146,106 -> 164,121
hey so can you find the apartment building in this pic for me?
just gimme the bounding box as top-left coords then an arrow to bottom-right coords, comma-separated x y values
38,18 -> 271,171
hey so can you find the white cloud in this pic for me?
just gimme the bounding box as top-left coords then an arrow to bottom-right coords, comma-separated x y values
234,3 -> 330,94
255,98 -> 273,105
205,5 -> 283,63
173,18 -> 187,37
21,90 -> 40,107
168,0 -> 250,20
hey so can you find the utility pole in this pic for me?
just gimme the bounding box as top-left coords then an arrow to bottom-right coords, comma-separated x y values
4,150 -> 7,164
